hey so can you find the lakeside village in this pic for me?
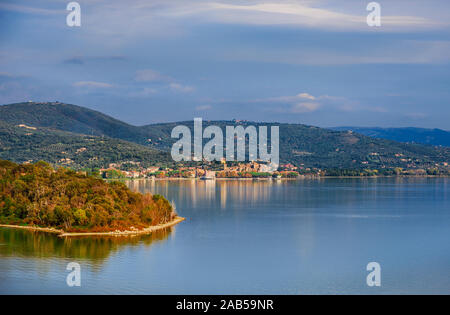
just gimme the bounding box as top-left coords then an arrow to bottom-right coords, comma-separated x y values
92,158 -> 450,180
98,159 -> 301,180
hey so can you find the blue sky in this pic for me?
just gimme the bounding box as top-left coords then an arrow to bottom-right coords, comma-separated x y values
1,0 -> 449,129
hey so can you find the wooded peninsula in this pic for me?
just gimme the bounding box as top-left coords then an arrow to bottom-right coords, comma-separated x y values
0,160 -> 182,234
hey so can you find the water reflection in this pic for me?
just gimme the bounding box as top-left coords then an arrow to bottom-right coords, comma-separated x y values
1,177 -> 448,294
129,177 -> 446,211
0,227 -> 173,263
129,179 -> 301,209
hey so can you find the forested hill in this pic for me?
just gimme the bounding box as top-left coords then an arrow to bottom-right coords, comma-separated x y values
0,120 -> 171,169
0,102 -> 151,144
1,102 -> 449,171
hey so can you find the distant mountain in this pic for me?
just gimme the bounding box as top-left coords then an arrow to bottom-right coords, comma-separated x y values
331,127 -> 450,147
1,102 -> 449,171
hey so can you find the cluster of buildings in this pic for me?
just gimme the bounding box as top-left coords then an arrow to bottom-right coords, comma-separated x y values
99,160 -> 302,179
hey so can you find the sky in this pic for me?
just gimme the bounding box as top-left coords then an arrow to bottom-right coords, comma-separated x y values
0,0 -> 449,129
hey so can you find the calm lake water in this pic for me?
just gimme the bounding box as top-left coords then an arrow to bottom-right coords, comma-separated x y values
1,178 -> 449,294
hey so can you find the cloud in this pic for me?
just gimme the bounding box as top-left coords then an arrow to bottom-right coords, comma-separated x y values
297,93 -> 316,100
0,72 -> 30,80
254,91 -> 324,113
261,91 -> 322,103
169,83 -> 195,93
0,3 -> 62,15
291,102 -> 321,113
134,69 -> 172,82
256,91 -> 384,114
168,1 -> 442,32
2,0 -> 447,48
24,0 -> 444,48
64,56 -> 127,65
134,69 -> 195,93
0,72 -> 16,79
73,81 -> 114,88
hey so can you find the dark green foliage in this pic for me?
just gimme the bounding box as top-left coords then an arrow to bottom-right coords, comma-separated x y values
0,120 -> 171,169
0,161 -> 174,232
0,102 -> 150,144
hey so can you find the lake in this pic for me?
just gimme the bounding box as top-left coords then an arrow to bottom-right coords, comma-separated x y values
0,178 -> 449,294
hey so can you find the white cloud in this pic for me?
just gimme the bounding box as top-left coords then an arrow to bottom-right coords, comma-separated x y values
291,102 -> 320,113
169,83 -> 195,93
255,92 -> 324,113
73,81 -> 113,88
2,1 -> 447,43
170,1 -> 442,32
134,69 -> 195,94
257,91 -> 386,114
261,91 -> 320,103
0,3 -> 62,15
297,93 -> 316,100
134,69 -> 172,82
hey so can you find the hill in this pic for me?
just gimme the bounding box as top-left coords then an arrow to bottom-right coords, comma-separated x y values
332,127 -> 450,147
0,120 -> 171,169
0,101 -> 151,144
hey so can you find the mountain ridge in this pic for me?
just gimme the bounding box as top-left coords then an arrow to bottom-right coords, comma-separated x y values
0,102 -> 151,144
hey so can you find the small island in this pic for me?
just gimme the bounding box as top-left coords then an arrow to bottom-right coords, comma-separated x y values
0,160 -> 184,236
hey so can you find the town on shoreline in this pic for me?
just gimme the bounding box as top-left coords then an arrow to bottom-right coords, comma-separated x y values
95,159 -> 450,180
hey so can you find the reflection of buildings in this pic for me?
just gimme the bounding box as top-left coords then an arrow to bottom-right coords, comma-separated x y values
220,181 -> 227,209
127,179 -> 281,211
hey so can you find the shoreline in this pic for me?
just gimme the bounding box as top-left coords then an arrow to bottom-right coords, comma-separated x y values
0,216 -> 185,238
0,224 -> 62,234
120,175 -> 450,181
